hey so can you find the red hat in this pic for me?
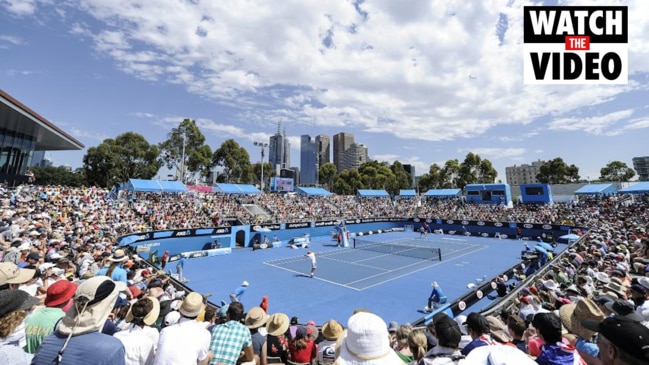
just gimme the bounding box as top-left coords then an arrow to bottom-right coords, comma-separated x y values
128,285 -> 142,299
45,280 -> 77,307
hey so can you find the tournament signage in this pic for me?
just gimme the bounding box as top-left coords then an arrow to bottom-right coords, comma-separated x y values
523,6 -> 628,84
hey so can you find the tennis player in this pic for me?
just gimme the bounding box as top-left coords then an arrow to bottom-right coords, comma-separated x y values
305,251 -> 317,278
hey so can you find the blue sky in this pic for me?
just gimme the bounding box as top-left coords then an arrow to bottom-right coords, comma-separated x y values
1,0 -> 648,182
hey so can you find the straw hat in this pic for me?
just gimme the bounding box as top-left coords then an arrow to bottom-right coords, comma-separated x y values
125,296 -> 161,326
266,312 -> 290,336
245,306 -> 269,329
322,319 -> 344,341
107,249 -> 129,262
559,298 -> 605,340
179,292 -> 204,318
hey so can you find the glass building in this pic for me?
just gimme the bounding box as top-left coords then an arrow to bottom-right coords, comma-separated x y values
0,89 -> 83,184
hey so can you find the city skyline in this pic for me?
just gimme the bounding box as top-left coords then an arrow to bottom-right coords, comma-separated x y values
2,1 -> 649,182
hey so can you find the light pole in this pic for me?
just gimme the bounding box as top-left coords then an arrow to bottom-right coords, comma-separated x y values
180,132 -> 186,183
254,141 -> 268,191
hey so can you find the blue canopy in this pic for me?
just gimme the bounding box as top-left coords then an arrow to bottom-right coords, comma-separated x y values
424,188 -> 461,197
126,178 -> 188,193
619,182 -> 649,194
213,183 -> 261,194
296,187 -> 333,196
575,183 -> 616,195
357,189 -> 389,197
399,189 -> 416,197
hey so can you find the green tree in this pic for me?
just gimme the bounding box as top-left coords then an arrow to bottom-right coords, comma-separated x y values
358,161 -> 397,193
599,161 -> 635,182
459,153 -> 498,187
390,161 -> 413,191
83,132 -> 160,188
252,162 -> 276,189
31,166 -> 86,187
318,162 -> 337,190
158,119 -> 212,183
418,164 -> 443,191
332,169 -> 364,195
212,139 -> 252,183
441,159 -> 461,188
536,157 -> 580,184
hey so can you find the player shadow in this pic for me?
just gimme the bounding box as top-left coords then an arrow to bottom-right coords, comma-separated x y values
294,274 -> 312,278
322,243 -> 342,247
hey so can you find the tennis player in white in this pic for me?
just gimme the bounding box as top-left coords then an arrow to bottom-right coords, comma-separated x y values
305,251 -> 316,278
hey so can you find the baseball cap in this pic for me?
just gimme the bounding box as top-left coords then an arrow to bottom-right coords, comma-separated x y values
582,317 -> 649,362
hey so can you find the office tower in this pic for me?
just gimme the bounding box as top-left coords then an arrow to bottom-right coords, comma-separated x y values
333,132 -> 354,172
340,143 -> 368,171
300,135 -> 317,185
268,123 -> 290,173
402,164 -> 416,188
315,135 -> 330,166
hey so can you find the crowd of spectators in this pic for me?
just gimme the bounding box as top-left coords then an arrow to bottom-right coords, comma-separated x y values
0,183 -> 648,364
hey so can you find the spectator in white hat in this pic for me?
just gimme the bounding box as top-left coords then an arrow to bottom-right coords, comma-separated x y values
335,311 -> 404,365
154,292 -> 212,365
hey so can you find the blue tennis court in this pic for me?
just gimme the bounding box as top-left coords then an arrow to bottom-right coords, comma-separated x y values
179,231 -> 528,325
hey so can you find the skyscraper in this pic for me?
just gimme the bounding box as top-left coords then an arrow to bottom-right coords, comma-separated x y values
340,143 -> 368,171
333,132 -> 354,172
300,135 -> 317,185
268,123 -> 290,173
315,135 -> 330,167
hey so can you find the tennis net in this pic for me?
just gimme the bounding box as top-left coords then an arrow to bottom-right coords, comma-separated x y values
353,238 -> 442,261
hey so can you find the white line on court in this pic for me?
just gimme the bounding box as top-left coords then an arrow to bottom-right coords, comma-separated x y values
262,261 -> 360,289
355,244 -> 490,290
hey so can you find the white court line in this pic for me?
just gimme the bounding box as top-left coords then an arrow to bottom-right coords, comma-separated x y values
340,243 -> 486,287
355,244 -> 490,290
262,261 -> 361,290
263,243 -> 488,291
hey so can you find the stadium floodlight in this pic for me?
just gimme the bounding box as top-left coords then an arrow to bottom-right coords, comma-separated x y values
254,141 -> 269,191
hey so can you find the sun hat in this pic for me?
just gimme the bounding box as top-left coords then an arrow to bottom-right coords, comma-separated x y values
45,280 -> 77,307
605,300 -> 644,322
179,292 -> 204,318
464,344 -> 537,365
604,281 -> 627,298
242,280 -> 249,287
336,311 -> 404,364
0,262 -> 35,286
639,277 -> 649,291
582,317 -> 649,362
542,280 -> 558,291
595,272 -> 610,284
125,296 -> 160,326
486,316 -> 512,343
107,249 -> 129,262
245,306 -> 269,329
322,319 -> 344,340
57,276 -> 127,336
0,289 -> 39,318
266,312 -> 290,336
559,298 -> 605,340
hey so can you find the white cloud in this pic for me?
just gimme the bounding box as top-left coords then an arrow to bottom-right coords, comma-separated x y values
18,0 -> 642,146
547,109 -> 634,135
